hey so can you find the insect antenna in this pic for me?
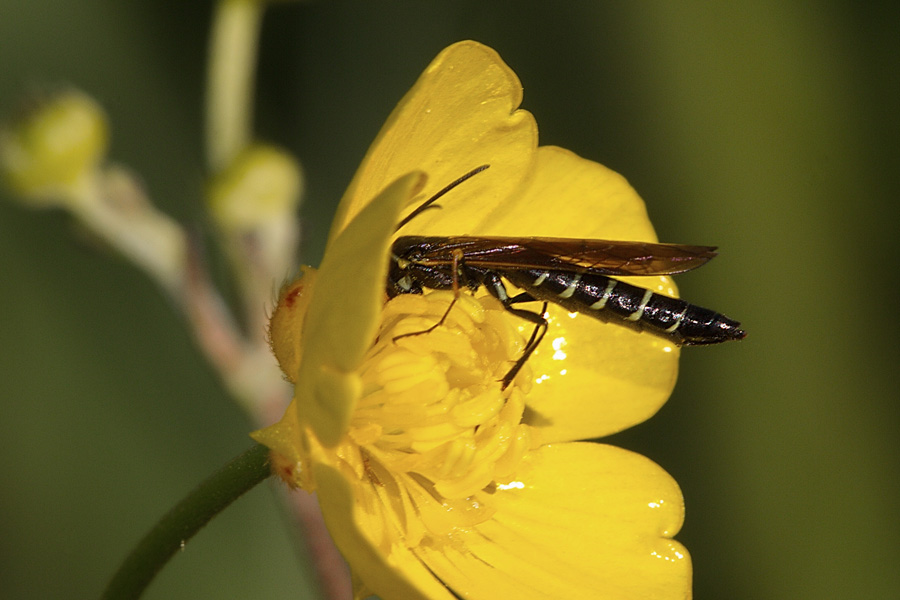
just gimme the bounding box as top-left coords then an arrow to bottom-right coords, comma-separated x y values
390,167 -> 487,348
395,164 -> 490,231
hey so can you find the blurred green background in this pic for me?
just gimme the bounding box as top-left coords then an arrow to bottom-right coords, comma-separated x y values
2,2 -> 898,599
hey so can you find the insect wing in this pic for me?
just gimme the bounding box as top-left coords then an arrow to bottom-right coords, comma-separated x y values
397,236 -> 718,276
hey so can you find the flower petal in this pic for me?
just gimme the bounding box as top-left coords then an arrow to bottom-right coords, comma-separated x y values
520,307 -> 680,443
482,147 -> 681,442
471,145 -> 665,239
329,40 -> 538,240
416,442 -> 691,599
313,462 -> 459,600
299,171 -> 426,447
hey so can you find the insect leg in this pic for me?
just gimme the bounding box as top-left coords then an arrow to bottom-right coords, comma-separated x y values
481,273 -> 549,389
499,302 -> 549,389
392,250 -> 466,343
506,291 -> 538,305
520,302 -> 549,349
392,294 -> 460,342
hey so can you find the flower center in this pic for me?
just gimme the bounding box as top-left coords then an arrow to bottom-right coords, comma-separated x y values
346,290 -> 539,541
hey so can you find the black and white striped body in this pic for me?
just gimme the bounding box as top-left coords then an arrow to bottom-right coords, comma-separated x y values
500,268 -> 742,345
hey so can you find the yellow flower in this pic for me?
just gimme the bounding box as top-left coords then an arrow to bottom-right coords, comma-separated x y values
253,41 -> 690,599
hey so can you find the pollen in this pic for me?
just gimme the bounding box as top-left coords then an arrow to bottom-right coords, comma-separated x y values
346,290 -> 539,540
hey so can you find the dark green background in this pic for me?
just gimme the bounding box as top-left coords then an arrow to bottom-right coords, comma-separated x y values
1,2 -> 898,599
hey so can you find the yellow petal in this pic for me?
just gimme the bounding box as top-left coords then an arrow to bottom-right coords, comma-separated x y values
298,171 -> 426,447
313,462 -> 459,600
416,442 -> 691,599
470,145 -> 666,239
479,147 -> 680,441
329,40 -> 538,240
522,307 -> 680,442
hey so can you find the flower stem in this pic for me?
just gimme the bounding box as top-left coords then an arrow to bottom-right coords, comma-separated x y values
101,444 -> 273,600
205,0 -> 263,171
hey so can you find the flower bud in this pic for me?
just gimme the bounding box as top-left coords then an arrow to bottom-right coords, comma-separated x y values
206,143 -> 302,231
0,90 -> 108,205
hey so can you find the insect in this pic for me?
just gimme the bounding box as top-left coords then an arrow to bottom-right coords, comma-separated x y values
387,165 -> 745,388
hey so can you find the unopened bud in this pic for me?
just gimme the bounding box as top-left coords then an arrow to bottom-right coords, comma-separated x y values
1,90 -> 108,205
207,143 -> 302,231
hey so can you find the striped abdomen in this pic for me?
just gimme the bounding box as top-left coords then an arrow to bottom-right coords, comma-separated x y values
501,268 -> 745,346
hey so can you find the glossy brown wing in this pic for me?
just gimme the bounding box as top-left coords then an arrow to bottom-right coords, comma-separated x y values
396,235 -> 718,276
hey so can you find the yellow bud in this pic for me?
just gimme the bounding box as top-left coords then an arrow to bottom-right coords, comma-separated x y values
268,267 -> 317,382
206,143 -> 302,230
0,90 -> 108,204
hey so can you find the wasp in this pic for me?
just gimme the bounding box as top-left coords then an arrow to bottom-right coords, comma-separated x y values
387,165 -> 745,388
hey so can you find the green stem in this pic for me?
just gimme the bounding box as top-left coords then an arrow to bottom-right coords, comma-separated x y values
101,444 -> 273,600
205,0 -> 263,171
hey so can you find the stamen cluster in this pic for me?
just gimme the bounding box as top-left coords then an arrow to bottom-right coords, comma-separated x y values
341,291 -> 539,544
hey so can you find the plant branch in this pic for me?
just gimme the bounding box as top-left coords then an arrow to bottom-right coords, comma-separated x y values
101,444 -> 273,600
